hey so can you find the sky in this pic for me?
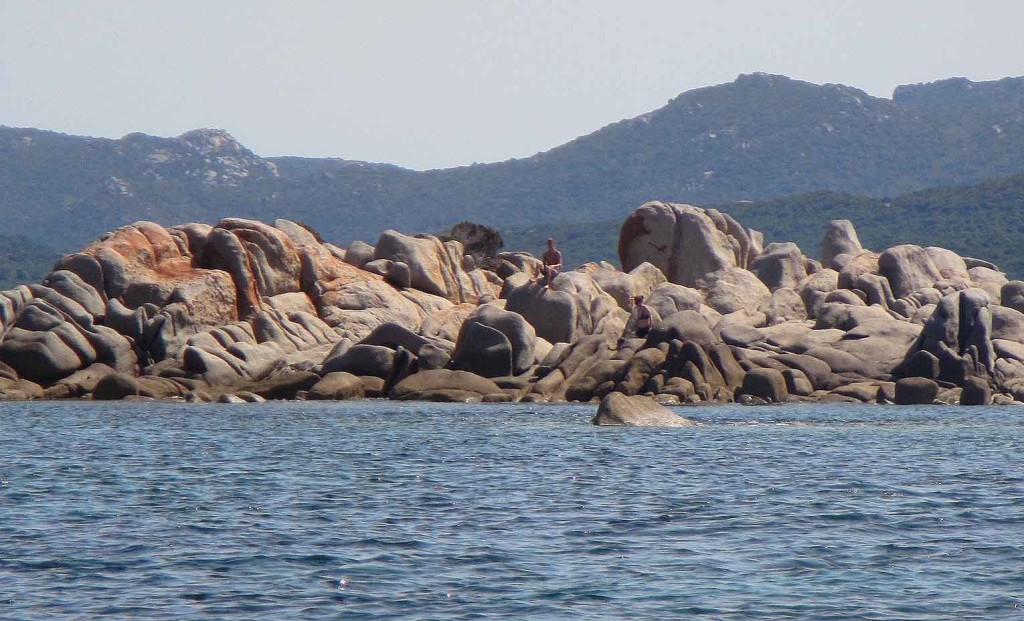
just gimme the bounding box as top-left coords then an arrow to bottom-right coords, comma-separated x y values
1,0 -> 1022,170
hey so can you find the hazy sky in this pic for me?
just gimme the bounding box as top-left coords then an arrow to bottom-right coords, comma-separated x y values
2,0 -> 1022,170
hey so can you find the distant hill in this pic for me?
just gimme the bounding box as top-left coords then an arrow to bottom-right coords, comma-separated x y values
500,171 -> 1024,279
0,234 -> 59,289
2,73 -> 1024,261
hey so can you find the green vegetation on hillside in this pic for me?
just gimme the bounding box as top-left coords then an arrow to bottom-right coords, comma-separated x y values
0,235 -> 59,289
3,74 -> 1024,288
4,74 -> 1024,257
503,172 -> 1024,279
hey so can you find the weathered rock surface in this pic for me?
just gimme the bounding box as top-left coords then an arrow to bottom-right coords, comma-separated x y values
308,372 -> 365,400
592,393 -> 699,427
894,377 -> 939,405
373,229 -> 495,303
619,201 -> 757,287
738,368 -> 789,403
390,369 -> 503,402
820,220 -> 863,271
456,303 -> 536,374
0,202 -> 1017,407
504,272 -> 625,344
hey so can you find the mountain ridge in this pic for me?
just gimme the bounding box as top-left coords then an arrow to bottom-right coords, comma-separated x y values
3,73 -> 1024,255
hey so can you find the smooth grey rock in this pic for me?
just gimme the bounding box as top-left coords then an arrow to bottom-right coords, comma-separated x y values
1001,281 -> 1024,315
699,268 -> 771,315
363,258 -> 392,276
451,322 -> 513,378
390,369 -> 502,401
820,220 -> 863,271
457,303 -> 536,375
344,240 -> 375,269
92,373 -> 140,400
416,343 -> 451,371
750,242 -> 807,291
359,323 -> 429,353
960,377 -> 992,406
385,261 -> 411,288
772,353 -> 833,391
591,392 -> 699,427
644,310 -> 717,349
878,245 -> 942,299
308,372 -> 365,400
321,344 -> 396,378
719,323 -> 765,348
894,377 -> 939,405
738,368 -> 788,403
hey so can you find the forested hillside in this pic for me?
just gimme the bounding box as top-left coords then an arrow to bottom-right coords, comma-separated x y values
3,73 -> 1024,259
0,235 -> 59,289
501,172 -> 1024,278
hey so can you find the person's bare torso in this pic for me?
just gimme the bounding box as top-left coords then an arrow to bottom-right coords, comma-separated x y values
636,304 -> 652,327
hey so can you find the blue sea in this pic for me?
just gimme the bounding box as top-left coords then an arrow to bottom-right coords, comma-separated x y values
1,400 -> 1023,620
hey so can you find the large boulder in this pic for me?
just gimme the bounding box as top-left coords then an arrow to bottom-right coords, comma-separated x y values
419,303 -> 476,343
909,289 -> 996,382
878,245 -> 942,299
614,347 -> 667,396
797,269 -> 839,319
960,377 -> 992,406
832,317 -> 923,379
373,229 -> 493,303
390,369 -> 503,401
763,288 -> 807,325
245,370 -> 321,400
643,310 -> 717,349
529,335 -> 616,402
451,322 -> 513,378
750,242 -> 808,291
92,372 -> 141,400
308,372 -> 365,400
456,303 -> 536,374
1001,281 -> 1024,315
321,344 -> 396,378
698,268 -> 771,315
0,323 -> 94,383
202,218 -> 303,318
969,267 -> 1008,303
181,336 -> 289,387
894,377 -> 939,405
738,368 -> 788,403
772,353 -> 833,391
925,247 -> 971,282
53,222 -> 238,344
618,202 -> 758,287
344,240 -> 375,268
358,322 -> 430,353
589,262 -> 666,310
591,393 -> 699,427
992,305 -> 1024,344
504,272 -> 625,344
645,282 -> 703,319
819,220 -> 863,270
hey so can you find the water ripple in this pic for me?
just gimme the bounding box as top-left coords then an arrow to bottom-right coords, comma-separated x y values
1,400 -> 1023,619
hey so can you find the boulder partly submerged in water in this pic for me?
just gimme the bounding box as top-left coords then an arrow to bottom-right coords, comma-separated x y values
591,393 -> 701,427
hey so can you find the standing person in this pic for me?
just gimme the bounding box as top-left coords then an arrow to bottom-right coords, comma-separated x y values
632,295 -> 653,338
540,238 -> 562,287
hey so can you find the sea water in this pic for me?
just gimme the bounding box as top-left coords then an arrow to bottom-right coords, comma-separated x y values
1,400 -> 1023,620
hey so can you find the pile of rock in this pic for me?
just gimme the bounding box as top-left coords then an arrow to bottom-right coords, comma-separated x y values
0,202 -> 1020,406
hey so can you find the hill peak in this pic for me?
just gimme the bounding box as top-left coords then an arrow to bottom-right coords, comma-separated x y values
893,75 -> 1024,109
176,128 -> 248,156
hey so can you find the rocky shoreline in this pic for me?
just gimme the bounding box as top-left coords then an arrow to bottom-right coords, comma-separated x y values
0,202 -> 1021,412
